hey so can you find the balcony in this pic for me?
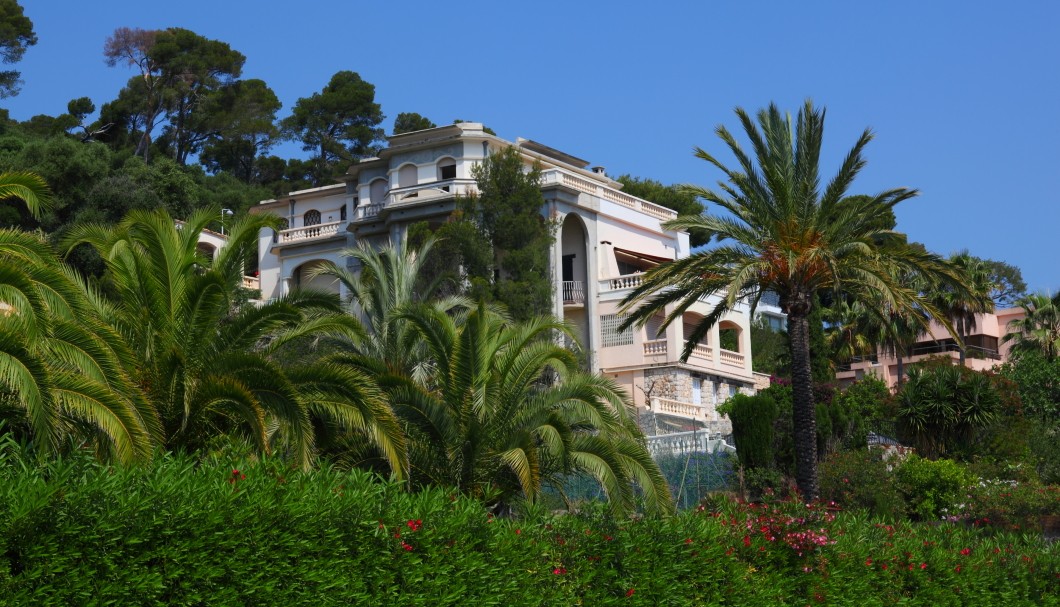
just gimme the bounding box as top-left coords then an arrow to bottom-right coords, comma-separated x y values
352,179 -> 476,223
241,275 -> 260,291
719,348 -> 746,368
643,339 -> 668,357
275,220 -> 347,246
562,281 -> 585,306
539,169 -> 678,221
645,429 -> 735,457
650,397 -> 708,423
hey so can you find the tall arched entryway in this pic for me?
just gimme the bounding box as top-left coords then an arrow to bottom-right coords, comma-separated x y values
560,213 -> 590,357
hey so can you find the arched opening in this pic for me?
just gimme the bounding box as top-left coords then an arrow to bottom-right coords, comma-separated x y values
719,320 -> 743,353
398,164 -> 418,188
560,213 -> 590,360
369,178 -> 388,205
683,312 -> 712,360
303,209 -> 321,237
436,157 -> 456,181
294,260 -> 340,296
197,242 -> 217,263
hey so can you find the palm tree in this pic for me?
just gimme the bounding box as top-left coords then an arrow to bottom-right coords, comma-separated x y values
0,229 -> 154,462
930,251 -> 994,365
393,301 -> 672,516
619,101 -> 955,500
62,208 -> 406,472
0,171 -> 52,219
311,236 -> 469,382
1002,291 -> 1060,361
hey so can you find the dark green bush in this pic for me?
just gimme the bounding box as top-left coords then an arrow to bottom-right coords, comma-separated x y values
819,449 -> 905,520
718,393 -> 776,470
0,456 -> 1056,605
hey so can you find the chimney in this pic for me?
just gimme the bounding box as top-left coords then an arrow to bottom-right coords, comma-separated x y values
591,166 -> 606,175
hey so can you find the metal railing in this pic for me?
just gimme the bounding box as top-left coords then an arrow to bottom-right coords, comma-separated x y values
562,280 -> 585,304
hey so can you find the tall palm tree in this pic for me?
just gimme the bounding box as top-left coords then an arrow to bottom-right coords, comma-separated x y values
393,301 -> 672,516
1002,291 -> 1060,361
0,229 -> 154,462
62,208 -> 406,472
619,101 -> 955,500
0,171 -> 52,220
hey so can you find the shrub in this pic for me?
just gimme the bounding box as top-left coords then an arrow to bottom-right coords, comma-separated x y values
963,481 -> 1060,531
717,393 -> 776,471
0,456 -> 1056,605
819,449 -> 905,520
896,366 -> 1002,459
895,456 -> 976,521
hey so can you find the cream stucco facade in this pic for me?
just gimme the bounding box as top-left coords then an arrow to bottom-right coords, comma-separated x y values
252,122 -> 779,436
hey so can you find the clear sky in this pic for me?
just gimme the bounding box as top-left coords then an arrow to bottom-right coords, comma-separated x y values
3,1 -> 1058,293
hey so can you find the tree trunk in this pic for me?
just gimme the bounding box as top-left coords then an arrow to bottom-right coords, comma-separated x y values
787,308 -> 819,501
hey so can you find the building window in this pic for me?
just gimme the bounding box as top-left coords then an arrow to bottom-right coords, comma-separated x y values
398,164 -> 418,188
601,314 -> 634,347
303,209 -> 321,237
729,385 -> 738,398
340,204 -> 347,221
369,179 -> 387,205
437,158 -> 456,180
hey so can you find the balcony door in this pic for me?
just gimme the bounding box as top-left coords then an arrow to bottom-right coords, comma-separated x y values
692,377 -> 702,406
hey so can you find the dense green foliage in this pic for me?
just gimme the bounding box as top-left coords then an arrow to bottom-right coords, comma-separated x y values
432,146 -> 555,321
819,449 -> 905,520
392,112 -> 437,135
894,455 -> 977,521
897,365 -> 1003,459
0,456 -> 1055,606
718,394 -> 776,470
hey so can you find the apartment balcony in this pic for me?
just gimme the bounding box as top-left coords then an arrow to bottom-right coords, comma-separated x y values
273,220 -> 348,248
352,179 -> 476,223
645,430 -> 735,457
561,281 -> 585,306
241,275 -> 260,291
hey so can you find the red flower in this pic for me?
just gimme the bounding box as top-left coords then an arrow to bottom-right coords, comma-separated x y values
959,548 -> 971,556
515,529 -> 521,535
920,563 -> 927,570
406,519 -> 422,531
881,564 -> 888,571
865,558 -> 873,566
401,542 -> 413,552
626,588 -> 635,597
552,567 -> 567,575
742,535 -> 751,547
684,538 -> 693,545
955,565 -> 961,573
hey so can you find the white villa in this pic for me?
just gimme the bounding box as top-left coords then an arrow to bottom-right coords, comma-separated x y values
250,122 -> 781,436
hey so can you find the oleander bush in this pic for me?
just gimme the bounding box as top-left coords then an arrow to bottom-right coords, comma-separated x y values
819,449 -> 905,520
0,455 -> 1056,606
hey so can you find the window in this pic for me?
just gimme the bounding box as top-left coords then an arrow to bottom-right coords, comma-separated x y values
369,179 -> 387,205
601,314 -> 634,347
398,164 -> 418,188
340,204 -> 347,221
645,313 -> 665,341
729,385 -> 738,397
437,158 -> 456,180
303,209 -> 321,237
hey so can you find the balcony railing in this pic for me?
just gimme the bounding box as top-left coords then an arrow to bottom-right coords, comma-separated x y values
909,342 -> 1001,360
650,397 -> 708,422
643,339 -> 668,356
355,203 -> 382,220
241,276 -> 260,291
600,274 -> 644,293
277,220 -> 346,244
690,342 -> 713,361
539,169 -> 678,221
645,430 -> 735,457
719,348 -> 745,368
351,179 -> 476,223
562,280 -> 585,305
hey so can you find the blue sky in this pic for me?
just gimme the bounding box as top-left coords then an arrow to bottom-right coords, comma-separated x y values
4,1 -> 1058,292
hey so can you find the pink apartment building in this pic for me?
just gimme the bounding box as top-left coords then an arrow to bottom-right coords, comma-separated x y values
835,307 -> 1027,389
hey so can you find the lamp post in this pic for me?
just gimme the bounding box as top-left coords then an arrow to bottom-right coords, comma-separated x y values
220,208 -> 234,235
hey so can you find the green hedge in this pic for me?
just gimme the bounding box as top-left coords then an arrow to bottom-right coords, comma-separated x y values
1,457 -> 1057,605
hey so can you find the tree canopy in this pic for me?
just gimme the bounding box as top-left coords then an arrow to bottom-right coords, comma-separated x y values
0,0 -> 35,98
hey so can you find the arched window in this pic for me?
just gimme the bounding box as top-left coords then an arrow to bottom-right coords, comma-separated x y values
303,209 -> 321,237
398,164 -> 418,188
437,158 -> 456,181
369,178 -> 387,205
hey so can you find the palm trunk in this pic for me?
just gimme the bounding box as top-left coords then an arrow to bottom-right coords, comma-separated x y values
787,308 -> 819,501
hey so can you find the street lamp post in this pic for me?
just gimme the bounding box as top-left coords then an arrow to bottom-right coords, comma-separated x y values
221,208 -> 234,235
